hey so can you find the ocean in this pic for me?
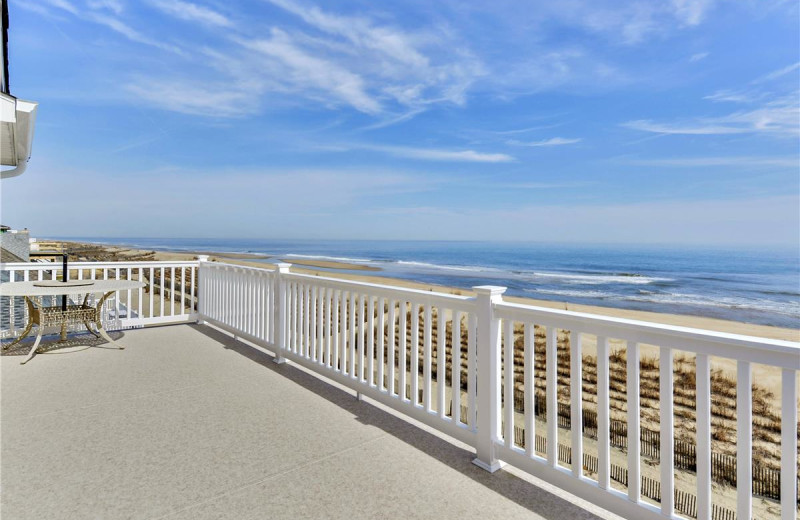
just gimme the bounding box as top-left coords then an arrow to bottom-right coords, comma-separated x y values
59,238 -> 799,329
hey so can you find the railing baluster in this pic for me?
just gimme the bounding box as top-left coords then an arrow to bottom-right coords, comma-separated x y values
696,353 -> 711,520
158,267 -> 164,318
570,331 -> 582,477
367,295 -> 375,384
332,289 -> 339,370
524,323 -> 534,457
504,318 -> 514,448
453,311 -> 462,424
327,289 -> 334,367
660,346 -> 675,516
437,307 -> 446,418
138,267 -> 144,319
736,361 -> 752,520
377,297 -> 386,391
292,282 -> 300,354
423,304 -> 433,411
546,326 -> 558,467
339,290 -> 347,372
148,267 -> 154,319
467,313 -> 477,430
781,368 -> 798,520
115,267 -> 121,322
316,286 -> 324,364
597,336 -> 610,489
627,341 -> 642,503
387,300 -> 396,396
348,292 -> 356,378
178,266 -> 185,316
411,303 -> 420,406
305,284 -> 312,359
358,295 -> 365,382
190,264 -> 195,315
399,301 -> 408,401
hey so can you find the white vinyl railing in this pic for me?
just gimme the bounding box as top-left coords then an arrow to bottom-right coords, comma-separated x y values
0,260 -> 199,337
199,259 -> 479,445
197,260 -> 799,520
3,258 -> 797,520
492,298 -> 799,520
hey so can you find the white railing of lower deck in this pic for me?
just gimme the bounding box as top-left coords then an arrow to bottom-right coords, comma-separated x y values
0,260 -> 199,338
196,261 -> 799,520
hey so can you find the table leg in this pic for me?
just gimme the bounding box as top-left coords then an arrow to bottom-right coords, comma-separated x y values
82,319 -> 101,338
21,327 -> 44,365
3,297 -> 36,350
95,291 -> 125,350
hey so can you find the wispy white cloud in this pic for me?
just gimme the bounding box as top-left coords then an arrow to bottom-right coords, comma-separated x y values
88,13 -> 185,54
507,137 -> 582,147
43,0 -> 79,15
491,124 -> 563,135
357,108 -> 426,131
238,29 -> 381,114
752,61 -> 800,84
260,0 -> 484,109
625,94 -> 799,137
125,79 -> 259,117
689,52 -> 709,62
497,181 -> 593,189
703,90 -> 757,103
87,0 -> 124,14
266,0 -> 429,69
623,120 -> 746,135
146,0 -> 233,28
628,156 -> 798,168
358,144 -> 514,162
671,0 -> 715,26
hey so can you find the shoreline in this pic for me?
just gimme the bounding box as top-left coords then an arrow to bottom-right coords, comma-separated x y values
42,239 -> 799,342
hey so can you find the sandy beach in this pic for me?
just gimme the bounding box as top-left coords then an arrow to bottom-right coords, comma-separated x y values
42,239 -> 798,342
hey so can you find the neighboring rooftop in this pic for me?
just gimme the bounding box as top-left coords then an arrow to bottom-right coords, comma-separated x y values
0,324 -> 617,520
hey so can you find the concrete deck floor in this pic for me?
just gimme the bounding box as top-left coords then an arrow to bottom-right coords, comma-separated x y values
1,324 -> 621,520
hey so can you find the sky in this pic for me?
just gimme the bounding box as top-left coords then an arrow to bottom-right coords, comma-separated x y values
1,0 -> 798,246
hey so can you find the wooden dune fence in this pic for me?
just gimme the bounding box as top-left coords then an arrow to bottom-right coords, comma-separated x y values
518,391 -> 796,503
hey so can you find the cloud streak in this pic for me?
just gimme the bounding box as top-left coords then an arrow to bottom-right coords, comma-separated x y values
147,0 -> 233,28
508,137 -> 582,147
629,156 -> 798,168
358,144 -> 514,162
623,95 -> 799,137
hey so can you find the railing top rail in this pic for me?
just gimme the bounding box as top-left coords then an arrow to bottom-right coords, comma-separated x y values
1,260 -> 200,269
202,261 -> 276,274
495,300 -> 800,367
205,260 -> 473,307
284,269 -> 474,306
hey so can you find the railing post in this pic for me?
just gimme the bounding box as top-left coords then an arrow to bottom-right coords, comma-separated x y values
196,255 -> 209,324
274,263 -> 291,365
472,285 -> 507,473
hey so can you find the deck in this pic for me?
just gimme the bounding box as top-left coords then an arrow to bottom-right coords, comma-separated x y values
1,324 -> 617,520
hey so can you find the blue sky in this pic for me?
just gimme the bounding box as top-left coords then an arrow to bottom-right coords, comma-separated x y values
2,0 -> 798,246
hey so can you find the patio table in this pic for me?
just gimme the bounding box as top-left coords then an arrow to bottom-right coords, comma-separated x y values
0,279 -> 145,364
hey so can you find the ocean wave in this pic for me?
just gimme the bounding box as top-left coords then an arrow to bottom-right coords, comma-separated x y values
527,289 -> 614,299
622,292 -> 800,316
393,260 -> 503,273
527,288 -> 800,317
283,254 -> 374,264
526,272 -> 672,285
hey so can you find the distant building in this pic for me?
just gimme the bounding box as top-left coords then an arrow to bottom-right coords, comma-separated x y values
0,225 -> 29,261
